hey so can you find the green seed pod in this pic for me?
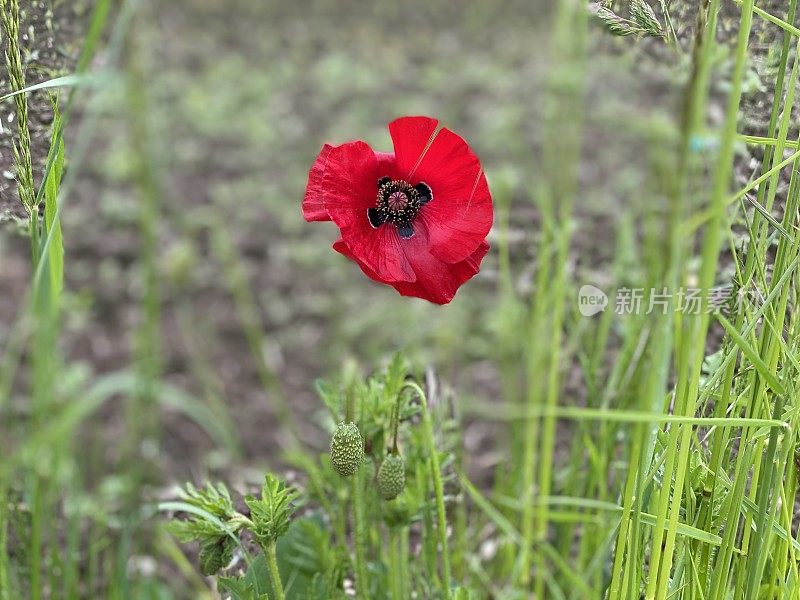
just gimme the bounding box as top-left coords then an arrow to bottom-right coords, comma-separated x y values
330,422 -> 363,477
377,453 -> 406,500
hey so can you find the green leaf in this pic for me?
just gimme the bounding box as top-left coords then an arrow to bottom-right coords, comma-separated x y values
464,402 -> 785,429
716,313 -> 787,396
491,493 -> 723,547
245,475 -> 300,547
384,352 -> 408,399
250,515 -> 342,600
0,73 -> 106,101
158,498 -> 243,553
456,471 -> 524,546
538,496 -> 722,546
741,496 -> 800,554
242,554 -> 272,598
199,536 -> 234,576
165,517 -> 221,543
218,559 -> 273,599
314,379 -> 341,419
218,576 -> 256,600
743,193 -> 792,242
177,482 -> 236,520
42,101 -> 64,304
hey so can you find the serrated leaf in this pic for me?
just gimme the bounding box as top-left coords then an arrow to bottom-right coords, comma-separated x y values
165,518 -> 222,543
243,554 -> 272,597
245,475 -> 300,546
384,352 -> 408,399
199,535 -> 234,575
314,379 -> 342,419
273,516 -> 337,600
177,481 -> 235,519
218,576 -> 256,600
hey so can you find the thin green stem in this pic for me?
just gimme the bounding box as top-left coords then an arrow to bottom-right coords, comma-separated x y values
403,381 -> 451,599
351,469 -> 369,600
266,542 -> 286,600
390,390 -> 402,453
400,526 -> 410,596
126,16 -> 162,498
417,464 -> 439,589
389,526 -> 404,600
0,483 -> 8,600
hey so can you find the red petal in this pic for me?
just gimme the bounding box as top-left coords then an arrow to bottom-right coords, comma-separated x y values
419,168 -> 493,264
374,151 -> 398,178
388,119 -> 493,264
393,242 -> 488,304
333,223 -> 489,305
398,222 -> 489,303
407,125 -> 480,191
302,144 -> 334,222
388,116 -> 439,178
325,142 -> 416,283
322,141 -> 377,215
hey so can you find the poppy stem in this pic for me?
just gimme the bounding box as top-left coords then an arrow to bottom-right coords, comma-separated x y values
266,541 -> 286,600
351,467 -> 369,600
345,379 -> 356,424
390,391 -> 402,454
388,524 -> 408,600
402,381 -> 451,599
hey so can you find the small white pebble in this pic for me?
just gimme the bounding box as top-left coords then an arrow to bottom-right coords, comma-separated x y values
127,555 -> 157,578
480,538 -> 498,560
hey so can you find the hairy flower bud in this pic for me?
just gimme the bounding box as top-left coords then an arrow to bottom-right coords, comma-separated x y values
199,537 -> 232,576
330,422 -> 363,477
382,497 -> 411,527
377,453 -> 406,500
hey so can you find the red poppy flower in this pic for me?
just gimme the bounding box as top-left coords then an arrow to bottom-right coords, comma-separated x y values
302,116 -> 493,304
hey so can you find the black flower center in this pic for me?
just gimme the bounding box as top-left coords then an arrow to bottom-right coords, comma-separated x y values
368,176 -> 433,239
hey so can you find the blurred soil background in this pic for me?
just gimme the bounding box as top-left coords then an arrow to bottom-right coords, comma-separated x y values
0,0 -> 795,488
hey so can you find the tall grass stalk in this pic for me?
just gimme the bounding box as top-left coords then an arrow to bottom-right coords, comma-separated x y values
610,0 -> 718,597
0,0 -> 127,596
1,2 -> 60,597
518,0 -> 586,592
126,5 -> 162,491
647,0 -> 754,597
